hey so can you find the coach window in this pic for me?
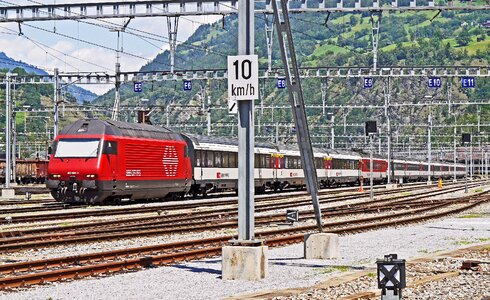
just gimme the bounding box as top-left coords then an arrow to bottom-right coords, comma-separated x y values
207,151 -> 214,167
264,155 -> 270,168
195,150 -> 202,167
214,152 -> 222,168
222,152 -> 229,168
229,152 -> 237,168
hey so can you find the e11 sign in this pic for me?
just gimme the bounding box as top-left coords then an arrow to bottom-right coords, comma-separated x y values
461,77 -> 475,88
363,78 -> 373,89
428,77 -> 442,88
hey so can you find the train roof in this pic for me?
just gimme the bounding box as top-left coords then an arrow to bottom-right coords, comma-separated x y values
183,134 -> 278,152
328,149 -> 362,158
58,119 -> 184,141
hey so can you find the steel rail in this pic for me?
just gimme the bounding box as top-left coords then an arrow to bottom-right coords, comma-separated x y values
0,181 -> 482,243
0,196 -> 486,290
0,188 -> 484,252
0,196 -> 460,248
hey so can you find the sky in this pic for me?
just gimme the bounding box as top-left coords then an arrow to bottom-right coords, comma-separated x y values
0,1 -> 221,94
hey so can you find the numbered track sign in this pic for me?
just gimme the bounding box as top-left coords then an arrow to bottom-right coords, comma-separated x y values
363,78 -> 373,89
428,77 -> 442,88
227,55 -> 259,100
277,78 -> 286,89
183,80 -> 192,91
134,82 -> 143,93
461,77 -> 475,88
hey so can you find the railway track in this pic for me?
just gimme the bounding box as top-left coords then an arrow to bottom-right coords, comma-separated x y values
0,191 -> 486,290
0,179 -> 481,225
0,182 -> 485,252
0,178 -> 469,215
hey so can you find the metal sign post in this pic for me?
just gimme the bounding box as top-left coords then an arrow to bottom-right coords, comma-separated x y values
4,72 -> 11,188
53,68 -> 60,137
236,0 -> 257,242
370,135 -> 374,200
272,0 -> 323,232
462,133 -> 471,193
427,113 -> 432,184
465,146 -> 468,193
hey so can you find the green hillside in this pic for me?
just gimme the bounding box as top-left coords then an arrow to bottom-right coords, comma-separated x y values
56,10 -> 490,153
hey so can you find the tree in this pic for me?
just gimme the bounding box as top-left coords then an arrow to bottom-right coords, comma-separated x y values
349,15 -> 357,26
456,29 -> 472,47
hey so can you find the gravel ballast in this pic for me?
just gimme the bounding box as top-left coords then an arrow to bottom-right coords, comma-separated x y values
1,202 -> 489,300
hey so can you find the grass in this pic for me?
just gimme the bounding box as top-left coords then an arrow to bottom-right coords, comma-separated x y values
316,265 -> 351,274
312,43 -> 350,56
472,188 -> 484,193
459,213 -> 485,219
366,272 -> 376,278
465,39 -> 490,55
452,239 -> 486,246
381,41 -> 417,52
399,192 -> 413,197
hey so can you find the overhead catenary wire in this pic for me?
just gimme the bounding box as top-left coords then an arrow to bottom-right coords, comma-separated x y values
0,24 -> 112,72
22,0 -> 230,58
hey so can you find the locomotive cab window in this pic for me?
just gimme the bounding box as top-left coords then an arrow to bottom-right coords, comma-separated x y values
102,141 -> 118,155
55,138 -> 100,158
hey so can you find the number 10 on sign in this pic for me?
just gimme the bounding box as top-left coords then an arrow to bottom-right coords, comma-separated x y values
227,55 -> 259,101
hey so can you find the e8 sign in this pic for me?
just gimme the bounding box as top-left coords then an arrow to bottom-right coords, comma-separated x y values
227,55 -> 259,100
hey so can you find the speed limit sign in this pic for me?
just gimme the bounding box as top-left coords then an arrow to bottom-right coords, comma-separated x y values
227,55 -> 259,101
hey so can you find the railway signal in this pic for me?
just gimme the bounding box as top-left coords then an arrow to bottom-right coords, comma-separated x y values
366,121 -> 377,200
377,254 -> 406,300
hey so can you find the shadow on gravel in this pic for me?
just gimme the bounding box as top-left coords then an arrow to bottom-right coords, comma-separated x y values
171,264 -> 221,275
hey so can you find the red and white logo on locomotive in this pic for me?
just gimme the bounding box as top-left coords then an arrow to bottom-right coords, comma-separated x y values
162,145 -> 179,177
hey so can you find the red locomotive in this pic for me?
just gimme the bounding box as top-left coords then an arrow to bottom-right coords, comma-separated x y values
47,119 -> 191,204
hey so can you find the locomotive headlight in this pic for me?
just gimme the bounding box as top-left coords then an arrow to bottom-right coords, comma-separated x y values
51,174 -> 61,178
86,174 -> 97,178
